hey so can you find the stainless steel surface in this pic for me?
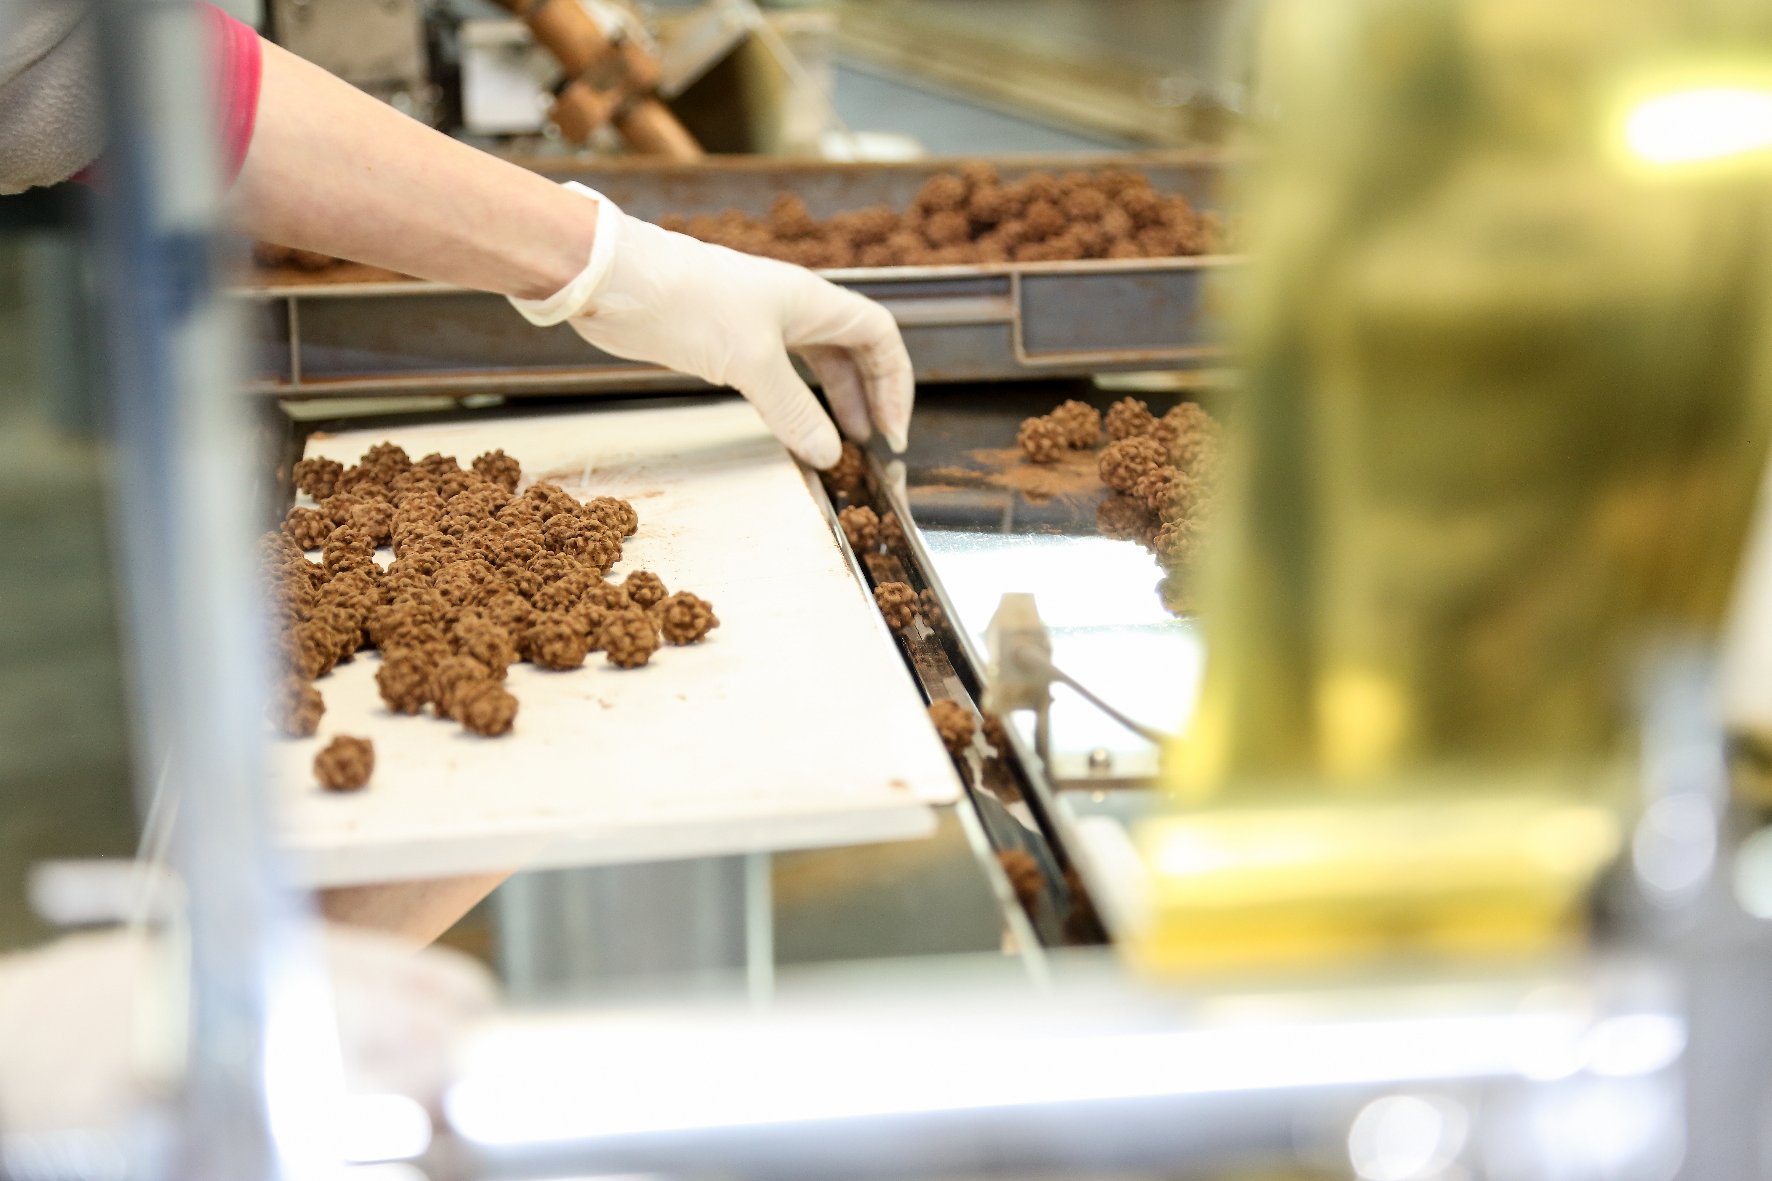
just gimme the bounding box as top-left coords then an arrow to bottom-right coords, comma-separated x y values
243,261 -> 1225,397
894,384 -> 1208,787
802,443 -> 1101,950
850,385 -> 1207,943
484,808 -> 1036,1004
831,58 -> 1129,154
772,809 -> 1039,967
801,453 -> 1052,961
234,154 -> 1232,398
495,858 -> 753,1002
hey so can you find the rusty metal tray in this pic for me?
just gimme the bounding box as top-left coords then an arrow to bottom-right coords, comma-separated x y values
236,152 -> 1232,399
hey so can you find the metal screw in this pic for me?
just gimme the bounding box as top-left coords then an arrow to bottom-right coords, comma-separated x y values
1088,747 -> 1113,772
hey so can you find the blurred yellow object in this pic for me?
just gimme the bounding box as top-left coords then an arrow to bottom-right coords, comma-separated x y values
1132,792 -> 1621,975
1140,0 -> 1772,975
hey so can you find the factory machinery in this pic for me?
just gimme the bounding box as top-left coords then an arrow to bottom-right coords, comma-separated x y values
243,148 -> 1227,962
15,1 -> 1772,1180
242,160 -> 1772,1181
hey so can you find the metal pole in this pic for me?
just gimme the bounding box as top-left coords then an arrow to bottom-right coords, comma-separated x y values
86,4 -> 322,1179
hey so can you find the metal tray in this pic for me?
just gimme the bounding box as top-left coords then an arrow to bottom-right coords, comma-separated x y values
235,152 -> 1233,399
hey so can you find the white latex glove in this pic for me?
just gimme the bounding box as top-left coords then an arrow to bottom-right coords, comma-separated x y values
511,183 -> 914,470
0,925 -> 496,1140
0,930 -> 166,1139
322,923 -> 498,1104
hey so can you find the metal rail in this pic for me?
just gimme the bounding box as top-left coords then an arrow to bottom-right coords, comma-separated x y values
238,255 -> 1230,399
234,152 -> 1234,398
801,456 -> 1055,964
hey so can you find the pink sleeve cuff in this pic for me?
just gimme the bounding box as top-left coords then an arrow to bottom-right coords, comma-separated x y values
72,6 -> 261,190
207,5 -> 263,186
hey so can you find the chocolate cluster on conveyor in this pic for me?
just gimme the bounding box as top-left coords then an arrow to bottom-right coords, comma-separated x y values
874,581 -> 919,632
1016,396 -> 1222,615
838,505 -> 881,552
981,711 -> 1009,756
927,700 -> 977,758
1016,415 -> 1068,465
658,164 -> 1228,268
266,442 -> 721,788
998,849 -> 1046,916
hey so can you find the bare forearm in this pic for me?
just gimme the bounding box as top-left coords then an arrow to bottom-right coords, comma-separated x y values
320,872 -> 513,949
233,38 -> 593,300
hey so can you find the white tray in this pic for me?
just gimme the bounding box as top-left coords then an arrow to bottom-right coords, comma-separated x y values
275,400 -> 955,887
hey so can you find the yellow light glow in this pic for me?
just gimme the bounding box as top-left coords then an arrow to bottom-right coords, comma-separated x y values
1625,87 -> 1772,165
1318,669 -> 1408,781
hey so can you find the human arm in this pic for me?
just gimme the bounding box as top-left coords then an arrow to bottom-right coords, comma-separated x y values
234,38 -> 599,302
2,8 -> 912,464
320,870 -> 514,950
238,37 -> 913,465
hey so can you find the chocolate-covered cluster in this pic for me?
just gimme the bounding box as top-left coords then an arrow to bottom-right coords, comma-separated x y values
264,442 -> 721,778
658,165 -> 1227,268
1009,395 -> 1223,616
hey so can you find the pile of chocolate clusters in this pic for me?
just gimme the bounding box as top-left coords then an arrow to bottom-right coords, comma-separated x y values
1018,397 -> 1222,613
658,164 -> 1225,268
256,165 -> 1226,278
262,443 -> 718,790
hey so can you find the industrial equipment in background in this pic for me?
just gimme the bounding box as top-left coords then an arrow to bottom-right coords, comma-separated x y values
260,0 -> 1232,161
267,0 -> 852,158
269,0 -> 437,120
485,0 -> 701,159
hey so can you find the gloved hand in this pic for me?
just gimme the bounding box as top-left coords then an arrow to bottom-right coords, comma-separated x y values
0,924 -> 497,1139
323,922 -> 498,1104
511,183 -> 914,470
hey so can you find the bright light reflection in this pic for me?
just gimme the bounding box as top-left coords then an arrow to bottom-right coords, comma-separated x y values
1731,825 -> 1772,918
1581,1013 -> 1684,1079
1151,829 -> 1242,878
1625,87 -> 1772,164
1632,795 -> 1717,905
922,531 -> 1204,755
1347,1094 -> 1469,1181
448,1010 -> 1587,1146
923,532 -> 1177,629
1528,1077 -> 1683,1178
339,1093 -> 432,1164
